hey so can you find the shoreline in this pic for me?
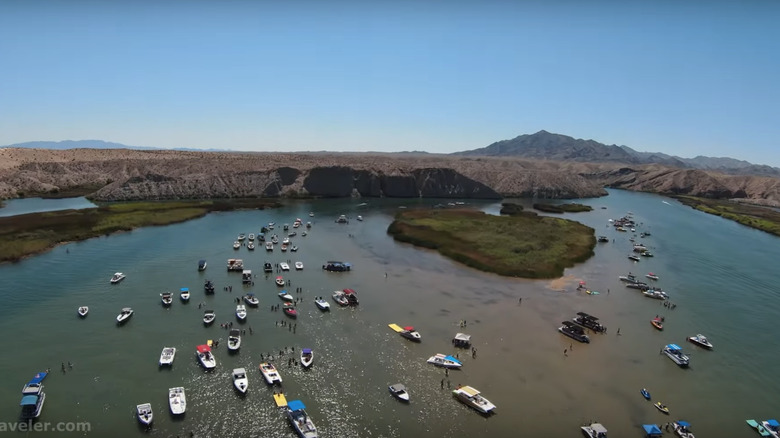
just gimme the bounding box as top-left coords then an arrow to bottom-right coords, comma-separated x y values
674,195 -> 780,237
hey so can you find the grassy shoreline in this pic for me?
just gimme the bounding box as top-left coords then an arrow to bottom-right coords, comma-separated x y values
387,208 -> 595,279
533,202 -> 593,213
0,198 -> 280,263
674,196 -> 780,237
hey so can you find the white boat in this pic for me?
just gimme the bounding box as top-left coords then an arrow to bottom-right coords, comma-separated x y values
332,290 -> 349,306
400,326 -> 422,342
160,292 -> 173,306
673,421 -> 695,438
168,387 -> 186,415
159,347 -> 176,366
295,261 -> 304,270
581,422 -> 608,438
248,233 -> 255,241
247,242 -> 255,250
244,293 -> 260,307
761,421 -> 780,438
286,400 -> 318,438
232,368 -> 248,394
228,329 -> 241,351
336,214 -> 348,223
279,290 -> 294,302
116,307 -> 133,324
314,297 -> 330,311
309,212 -> 314,217
687,334 -> 713,349
646,272 -> 659,280
236,305 -> 247,321
237,233 -> 246,241
242,269 -> 253,283
357,215 -> 363,221
233,240 -> 241,250
427,353 -> 462,369
643,289 -> 669,300
136,403 -> 153,426
452,385 -> 496,414
271,235 -> 279,244
203,309 -> 216,325
280,262 -> 290,271
662,344 -> 690,367
259,362 -> 282,385
180,288 -> 190,302
300,348 -> 313,368
20,392 -> 45,420
281,243 -> 289,252
196,344 -> 217,369
291,245 -> 298,252
110,272 -> 126,284
265,242 -> 274,251
77,306 -> 89,317
389,383 -> 410,402
276,276 -> 286,287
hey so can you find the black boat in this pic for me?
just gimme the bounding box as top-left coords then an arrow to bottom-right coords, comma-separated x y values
572,312 -> 606,333
263,262 -> 273,273
204,279 -> 215,294
558,321 -> 590,343
322,261 -> 351,272
625,282 -> 649,291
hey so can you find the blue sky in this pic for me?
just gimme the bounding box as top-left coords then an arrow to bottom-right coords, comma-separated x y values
1,0 -> 778,166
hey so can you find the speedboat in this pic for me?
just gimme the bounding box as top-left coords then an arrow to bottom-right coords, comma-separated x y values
673,421 -> 696,438
286,400 -> 318,438
198,259 -> 207,271
280,262 -> 290,271
323,261 -> 351,272
356,215 -> 363,221
159,347 -> 176,366
646,272 -> 659,280
110,272 -> 126,284
400,326 -> 422,342
203,310 -> 216,325
581,422 -> 608,438
662,344 -> 690,367
336,214 -> 348,223
264,262 -> 273,272
265,242 -> 274,251
259,362 -> 282,384
242,269 -> 253,283
180,288 -> 190,302
136,403 -> 153,427
427,353 -> 462,369
116,307 -> 134,324
654,402 -> 670,414
232,368 -> 248,394
168,387 -> 186,415
235,305 -> 247,321
196,344 -> 217,369
283,237 -> 290,245
160,292 -> 173,306
283,303 -> 298,318
237,233 -> 246,241
389,383 -> 410,402
288,231 -> 297,237
597,236 -> 609,243
332,290 -> 349,306
300,348 -> 313,368
687,334 -> 713,349
247,242 -> 255,250
276,276 -> 286,287
640,388 -> 651,400
228,329 -> 241,351
558,321 -> 590,343
618,273 -> 638,282
271,235 -> 279,244
572,312 -> 606,333
233,240 -> 241,250
314,297 -> 330,311
295,261 -> 304,270
643,289 -> 669,300
244,293 -> 260,307
642,251 -> 654,257
628,254 -> 641,262
204,279 -> 215,294
281,243 -> 289,252
22,372 -> 47,396
309,212 -> 314,217
291,245 -> 299,252
761,420 -> 780,438
283,224 -> 289,231
279,290 -> 294,301
248,233 -> 255,241
452,385 -> 496,414
343,288 -> 359,305
77,306 -> 89,317
651,318 -> 664,330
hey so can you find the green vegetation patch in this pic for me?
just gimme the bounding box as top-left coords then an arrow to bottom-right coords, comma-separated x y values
533,203 -> 593,213
675,196 -> 780,237
387,208 -> 596,279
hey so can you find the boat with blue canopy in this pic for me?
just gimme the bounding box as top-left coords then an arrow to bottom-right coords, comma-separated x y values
286,399 -> 318,438
20,393 -> 46,420
642,424 -> 663,437
427,353 -> 462,368
762,420 -> 780,437
673,420 -> 695,438
662,344 -> 690,367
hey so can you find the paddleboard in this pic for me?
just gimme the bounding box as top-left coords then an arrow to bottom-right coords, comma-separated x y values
274,392 -> 288,407
746,420 -> 771,437
388,323 -> 404,333
207,340 -> 213,347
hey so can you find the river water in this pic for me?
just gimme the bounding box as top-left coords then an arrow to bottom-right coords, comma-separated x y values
0,190 -> 778,437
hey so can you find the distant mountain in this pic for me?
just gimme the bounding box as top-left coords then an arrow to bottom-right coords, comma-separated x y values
1,140 -> 228,152
455,130 -> 780,177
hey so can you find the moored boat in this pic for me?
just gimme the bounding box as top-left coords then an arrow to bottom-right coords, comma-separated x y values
283,303 -> 297,318
259,362 -> 282,384
643,289 -> 669,300
266,242 -> 274,251
654,401 -> 670,414
136,403 -> 153,426
452,385 -> 496,414
343,288 -> 359,305
295,261 -> 304,270
687,334 -> 713,349
300,348 -> 313,368
276,276 -> 286,287
286,400 -> 318,438
389,383 -> 410,402
20,392 -> 46,420
597,236 -> 609,242
204,279 -> 215,294
247,241 -> 255,250
168,387 -> 186,415
196,344 -> 217,369
673,420 -> 695,438
232,368 -> 248,394
180,288 -> 190,302
332,290 -> 349,306
77,306 -> 89,317
628,254 -> 641,262
263,261 -> 273,272
280,262 -> 290,271
159,347 -> 176,366
110,272 -> 126,284
244,293 -> 260,307
400,326 -> 422,342
558,321 -> 590,343
572,312 -> 606,333
427,353 -> 462,369
279,290 -> 294,301
160,292 -> 173,306
641,388 -> 651,400
761,420 -> 780,438
581,422 -> 608,438
203,310 -> 216,325
747,419 -> 771,437
233,240 -> 241,250
314,297 -> 330,311
227,329 -> 241,351
116,307 -> 134,324
651,317 -> 664,330
646,272 -> 659,280
198,259 -> 207,271
662,344 -> 690,367
235,305 -> 247,321
322,261 -> 351,272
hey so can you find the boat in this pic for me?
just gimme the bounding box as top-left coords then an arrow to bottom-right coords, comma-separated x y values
20,391 -> 46,420
247,242 -> 255,250
646,272 -> 659,280
237,233 -> 246,241
242,269 -> 253,283
581,422 -> 608,438
628,254 -> 641,262
626,282 -> 649,291
160,292 -> 173,306
619,273 -> 639,282
356,215 -> 363,221
309,212 -> 314,217
258,232 -> 265,241
276,276 -> 286,287
452,332 -> 472,348
306,222 -> 311,228
268,222 -> 275,229
643,289 -> 669,300
343,288 -> 359,305
389,323 -> 421,342
332,290 -> 349,306
323,261 -> 351,272
22,372 -> 47,396
279,290 -> 294,301
180,287 -> 190,302
248,233 -> 255,241
228,329 -> 241,351
283,302 -> 298,318
271,235 -> 279,244
300,348 -> 313,368
136,403 -> 153,427
641,388 -> 651,400
203,310 -> 216,325
281,243 -> 289,252
762,420 -> 780,438
286,400 -> 318,438
227,258 -> 244,271
572,312 -> 607,333
232,368 -> 248,394
280,262 -> 290,271
263,261 -> 273,272
314,297 -> 330,311
159,347 -> 176,366
642,251 -> 654,257
196,344 -> 217,369
295,261 -> 304,270
597,236 -> 610,243
291,245 -> 299,252
558,321 -> 590,343
673,420 -> 695,438
110,272 -> 126,284
265,242 -> 274,251
288,231 -> 297,237
244,293 -> 260,307
687,334 -> 713,349
259,362 -> 282,384
662,344 -> 690,367
427,353 -> 462,369
233,240 -> 241,250
116,307 -> 133,324
452,385 -> 496,414
204,279 -> 215,294
282,237 -> 290,245
235,305 -> 247,321
77,306 -> 89,317
654,402 -> 670,414
633,244 -> 648,252
389,383 -> 410,402
747,419 -> 772,437
168,387 -> 186,415
651,317 -> 664,330
336,214 -> 348,223
283,224 -> 289,231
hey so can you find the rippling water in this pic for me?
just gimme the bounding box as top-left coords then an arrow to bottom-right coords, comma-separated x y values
1,191 -> 779,437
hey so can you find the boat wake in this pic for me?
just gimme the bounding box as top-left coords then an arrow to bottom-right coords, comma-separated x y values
662,201 -> 671,205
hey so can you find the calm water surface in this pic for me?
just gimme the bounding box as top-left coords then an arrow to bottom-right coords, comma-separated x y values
0,197 -> 97,217
0,190 -> 778,437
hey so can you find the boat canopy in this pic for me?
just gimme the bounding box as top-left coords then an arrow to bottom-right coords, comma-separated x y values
666,344 -> 682,350
576,312 -> 598,320
287,400 -> 306,411
768,420 -> 780,427
444,355 -> 461,364
302,348 -> 312,354
589,423 -> 608,434
642,424 -> 663,437
454,333 -> 471,342
344,288 -> 356,294
676,421 -> 691,427
20,395 -> 39,406
459,385 -> 480,396
196,345 -> 211,353
390,384 -> 406,392
247,293 -> 256,297
29,372 -> 48,385
180,288 -> 189,292
204,310 -> 214,313
403,326 -> 415,331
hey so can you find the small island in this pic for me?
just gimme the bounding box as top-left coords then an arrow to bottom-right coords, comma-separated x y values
533,203 -> 593,213
387,208 -> 596,279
